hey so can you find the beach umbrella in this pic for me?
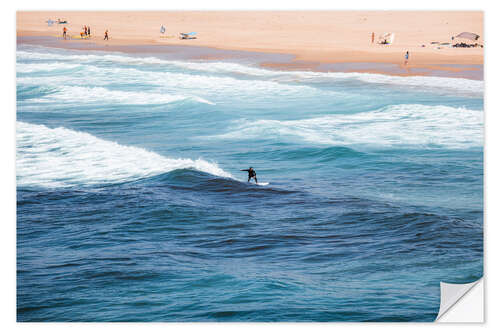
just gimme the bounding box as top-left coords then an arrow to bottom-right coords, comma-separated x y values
455,32 -> 480,41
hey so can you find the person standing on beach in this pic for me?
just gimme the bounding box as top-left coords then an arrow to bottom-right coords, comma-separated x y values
104,30 -> 109,40
404,51 -> 409,65
63,26 -> 67,40
371,32 -> 374,43
87,26 -> 91,36
84,25 -> 87,36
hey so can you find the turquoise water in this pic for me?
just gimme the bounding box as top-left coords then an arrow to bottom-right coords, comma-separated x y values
16,44 -> 483,321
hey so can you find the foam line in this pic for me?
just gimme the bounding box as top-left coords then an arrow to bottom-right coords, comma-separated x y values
17,48 -> 483,95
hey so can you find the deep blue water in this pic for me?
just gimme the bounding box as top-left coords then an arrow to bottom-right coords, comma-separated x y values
16,44 -> 483,322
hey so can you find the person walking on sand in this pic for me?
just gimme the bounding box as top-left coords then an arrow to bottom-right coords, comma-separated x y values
104,29 -> 109,40
371,32 -> 375,44
63,26 -> 67,40
404,51 -> 409,65
87,26 -> 91,36
84,25 -> 87,36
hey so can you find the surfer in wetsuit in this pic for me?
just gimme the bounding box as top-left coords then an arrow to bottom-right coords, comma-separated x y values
241,167 -> 258,184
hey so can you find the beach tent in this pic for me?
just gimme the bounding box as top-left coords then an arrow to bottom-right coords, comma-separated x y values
454,32 -> 480,41
379,32 -> 395,45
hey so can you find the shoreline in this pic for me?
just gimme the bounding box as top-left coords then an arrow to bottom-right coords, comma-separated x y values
17,11 -> 483,80
17,34 -> 484,80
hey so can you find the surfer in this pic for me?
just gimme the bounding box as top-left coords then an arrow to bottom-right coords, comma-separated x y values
241,167 -> 258,184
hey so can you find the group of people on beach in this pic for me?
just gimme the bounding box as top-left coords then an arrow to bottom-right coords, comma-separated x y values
80,25 -> 91,38
62,26 -> 109,41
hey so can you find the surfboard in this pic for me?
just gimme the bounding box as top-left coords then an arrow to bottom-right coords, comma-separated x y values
248,181 -> 269,186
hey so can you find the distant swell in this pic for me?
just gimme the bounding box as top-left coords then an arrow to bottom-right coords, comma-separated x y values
16,122 -> 232,188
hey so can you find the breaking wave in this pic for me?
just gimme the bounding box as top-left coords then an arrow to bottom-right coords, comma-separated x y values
212,104 -> 483,149
16,122 -> 231,188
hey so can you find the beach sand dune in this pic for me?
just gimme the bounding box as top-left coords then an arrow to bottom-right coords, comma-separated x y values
17,11 -> 483,68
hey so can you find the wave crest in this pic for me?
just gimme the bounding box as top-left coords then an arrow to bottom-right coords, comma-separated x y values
16,122 -> 231,188
211,104 -> 483,149
26,85 -> 215,106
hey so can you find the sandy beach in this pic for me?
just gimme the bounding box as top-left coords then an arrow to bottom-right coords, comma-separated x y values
17,11 -> 483,76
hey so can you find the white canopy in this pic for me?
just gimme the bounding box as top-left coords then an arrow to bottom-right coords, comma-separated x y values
455,32 -> 480,41
379,32 -> 395,44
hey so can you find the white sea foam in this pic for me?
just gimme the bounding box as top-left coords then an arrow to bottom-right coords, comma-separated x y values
212,104 -> 483,149
321,72 -> 483,94
16,62 -> 83,73
29,85 -> 215,106
17,49 -> 483,95
173,63 -> 483,95
17,49 -> 319,101
160,61 -> 483,93
16,122 -> 232,188
16,65 -> 320,104
17,50 -> 160,64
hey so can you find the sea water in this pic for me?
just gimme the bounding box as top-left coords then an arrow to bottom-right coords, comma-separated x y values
16,44 -> 483,321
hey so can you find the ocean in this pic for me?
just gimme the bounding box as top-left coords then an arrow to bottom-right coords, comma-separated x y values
16,43 -> 483,322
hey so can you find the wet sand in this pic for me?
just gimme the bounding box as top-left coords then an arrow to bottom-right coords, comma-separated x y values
17,35 -> 483,80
